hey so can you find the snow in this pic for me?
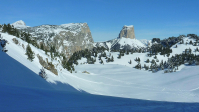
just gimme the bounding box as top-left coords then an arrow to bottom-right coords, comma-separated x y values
118,37 -> 146,48
140,39 -> 152,47
106,42 -> 112,51
1,32 -> 199,103
124,25 -> 134,28
11,20 -> 28,28
1,32 -> 199,111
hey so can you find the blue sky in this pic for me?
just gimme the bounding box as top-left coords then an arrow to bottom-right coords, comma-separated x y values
1,0 -> 199,42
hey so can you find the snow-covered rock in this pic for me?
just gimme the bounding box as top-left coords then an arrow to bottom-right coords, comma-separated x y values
110,37 -> 146,50
11,20 -> 28,28
139,39 -> 152,47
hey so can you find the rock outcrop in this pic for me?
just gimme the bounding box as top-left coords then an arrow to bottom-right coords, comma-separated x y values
119,25 -> 135,39
37,54 -> 58,75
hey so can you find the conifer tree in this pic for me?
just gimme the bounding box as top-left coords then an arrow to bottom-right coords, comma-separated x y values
154,55 -> 157,59
138,57 -> 140,62
101,59 -> 103,64
189,40 -> 193,45
95,52 -> 97,57
111,56 -> 114,62
25,44 -> 35,61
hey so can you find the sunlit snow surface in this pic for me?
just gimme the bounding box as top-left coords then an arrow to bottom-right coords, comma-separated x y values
1,46 -> 199,111
1,33 -> 199,111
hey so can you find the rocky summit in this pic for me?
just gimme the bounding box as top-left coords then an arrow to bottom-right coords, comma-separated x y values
119,25 -> 135,39
94,25 -> 145,51
11,20 -> 27,28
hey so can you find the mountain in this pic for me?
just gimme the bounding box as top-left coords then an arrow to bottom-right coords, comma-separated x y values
119,25 -> 135,39
1,31 -> 199,103
1,21 -> 199,103
94,25 -> 146,51
11,20 -> 28,28
13,20 -> 94,60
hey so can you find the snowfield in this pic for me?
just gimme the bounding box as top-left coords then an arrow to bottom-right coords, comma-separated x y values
117,37 -> 146,48
1,32 -> 199,103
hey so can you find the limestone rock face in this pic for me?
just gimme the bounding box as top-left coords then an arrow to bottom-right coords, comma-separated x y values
18,22 -> 94,60
119,25 -> 135,39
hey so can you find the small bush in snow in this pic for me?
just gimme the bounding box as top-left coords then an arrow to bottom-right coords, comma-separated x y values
39,67 -> 47,79
12,38 -> 19,45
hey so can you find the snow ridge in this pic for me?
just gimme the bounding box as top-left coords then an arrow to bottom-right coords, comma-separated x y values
11,20 -> 27,28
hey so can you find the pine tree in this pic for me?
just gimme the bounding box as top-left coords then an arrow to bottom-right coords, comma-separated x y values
111,56 -> 114,62
126,51 -> 129,55
154,55 -> 157,59
101,59 -> 104,64
138,57 -> 140,62
135,57 -> 138,61
189,40 -> 193,45
25,44 -> 35,61
95,52 -> 97,57
129,60 -> 132,64
167,53 -> 170,57
151,59 -> 155,64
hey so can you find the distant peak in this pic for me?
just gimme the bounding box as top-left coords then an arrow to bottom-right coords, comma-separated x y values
119,25 -> 135,39
12,20 -> 27,28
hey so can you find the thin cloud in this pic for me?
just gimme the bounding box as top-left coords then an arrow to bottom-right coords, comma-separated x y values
166,22 -> 199,27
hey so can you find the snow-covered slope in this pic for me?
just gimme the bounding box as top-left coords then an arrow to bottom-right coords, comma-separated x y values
140,39 -> 152,47
0,43 -> 145,111
94,38 -> 147,51
2,34 -> 199,111
94,38 -> 118,51
2,53 -> 199,112
1,31 -> 199,103
112,37 -> 146,49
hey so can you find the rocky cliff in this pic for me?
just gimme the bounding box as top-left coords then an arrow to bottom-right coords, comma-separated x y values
119,25 -> 135,39
94,25 -> 146,51
13,21 -> 94,60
